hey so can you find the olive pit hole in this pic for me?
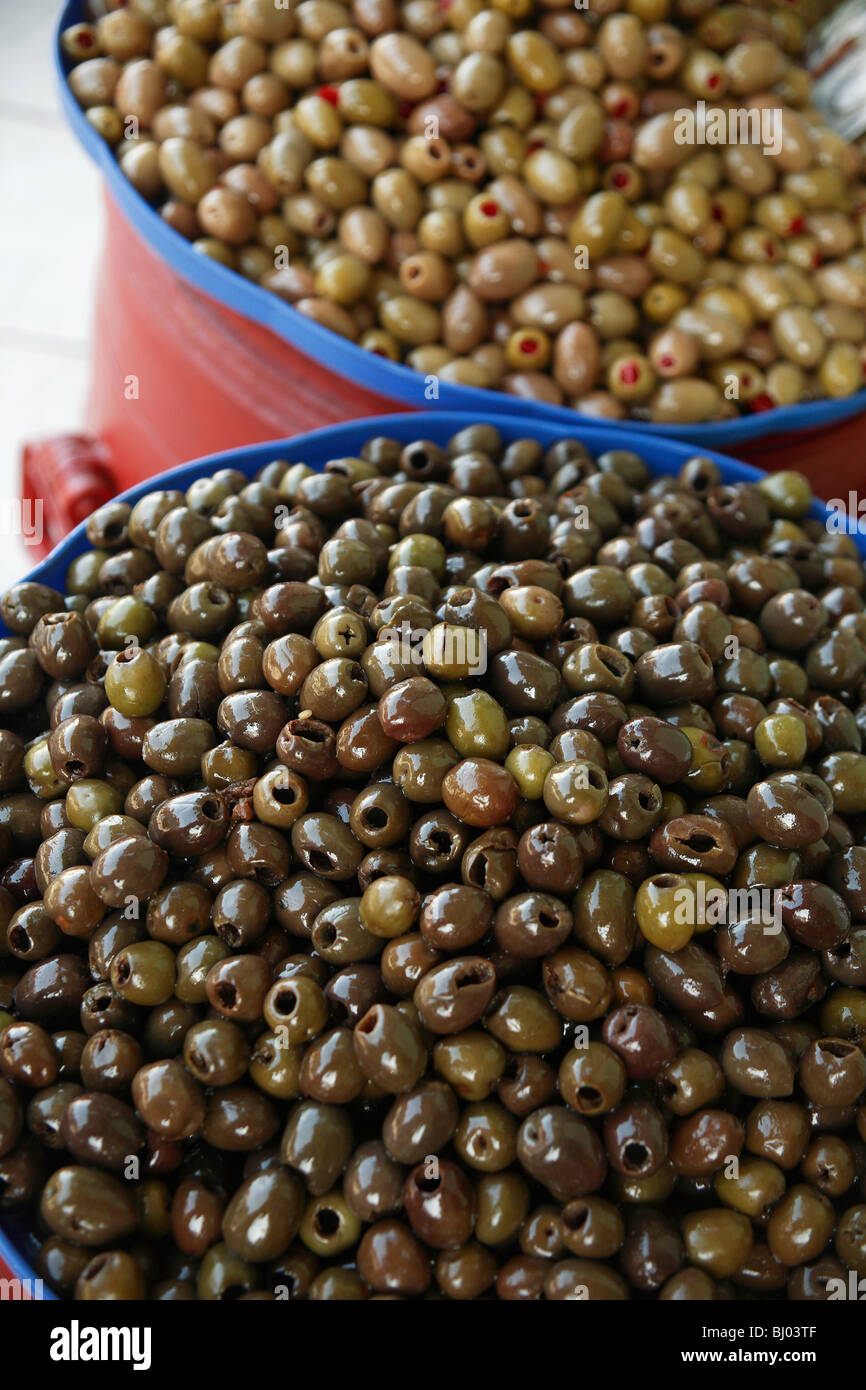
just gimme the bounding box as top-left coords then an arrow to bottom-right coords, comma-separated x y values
314,1207 -> 341,1237
601,652 -> 626,677
683,832 -> 715,852
430,831 -> 455,856
623,1141 -> 649,1171
467,853 -> 488,887
577,1085 -> 602,1110
275,987 -> 298,1016
300,726 -> 327,744
456,964 -> 490,988
405,449 -> 430,474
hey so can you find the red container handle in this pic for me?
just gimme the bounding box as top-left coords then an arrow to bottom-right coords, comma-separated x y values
20,435 -> 115,559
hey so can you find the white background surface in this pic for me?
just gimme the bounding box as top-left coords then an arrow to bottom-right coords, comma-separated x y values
0,0 -> 101,589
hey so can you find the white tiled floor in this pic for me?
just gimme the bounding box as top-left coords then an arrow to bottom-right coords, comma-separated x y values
0,0 -> 101,588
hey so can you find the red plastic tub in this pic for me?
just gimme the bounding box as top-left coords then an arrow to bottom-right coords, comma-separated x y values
22,1 -> 866,556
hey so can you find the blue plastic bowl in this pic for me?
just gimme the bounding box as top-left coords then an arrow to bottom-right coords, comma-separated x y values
1,410 -> 861,1298
55,0 -> 866,452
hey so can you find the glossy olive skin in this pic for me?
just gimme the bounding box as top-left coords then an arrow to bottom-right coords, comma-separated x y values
383,1082 -> 459,1164
40,1166 -> 139,1245
414,958 -> 497,1034
517,1106 -> 607,1198
618,717 -> 692,784
59,1092 -> 144,1171
222,1169 -> 305,1261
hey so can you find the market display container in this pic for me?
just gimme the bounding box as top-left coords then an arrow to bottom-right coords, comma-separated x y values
27,1 -> 866,556
3,408 -> 863,1296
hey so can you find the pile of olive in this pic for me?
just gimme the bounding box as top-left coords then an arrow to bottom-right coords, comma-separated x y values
0,426 -> 865,1300
62,0 -> 865,423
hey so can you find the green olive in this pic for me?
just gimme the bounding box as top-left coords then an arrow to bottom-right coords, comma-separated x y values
445,691 -> 511,760
105,647 -> 167,718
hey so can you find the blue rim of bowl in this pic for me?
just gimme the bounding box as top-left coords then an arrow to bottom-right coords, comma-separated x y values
55,0 -> 866,449
3,410 -> 858,606
0,409 -> 861,1296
